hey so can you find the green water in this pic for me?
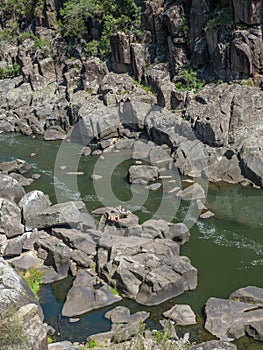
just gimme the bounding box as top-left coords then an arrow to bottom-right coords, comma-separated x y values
0,133 -> 262,348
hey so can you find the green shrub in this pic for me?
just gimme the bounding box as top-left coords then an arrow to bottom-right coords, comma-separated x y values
205,6 -> 233,30
21,267 -> 43,300
175,67 -> 206,93
110,286 -> 119,295
0,63 -> 20,79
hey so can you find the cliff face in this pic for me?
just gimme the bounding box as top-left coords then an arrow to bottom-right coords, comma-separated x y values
0,0 -> 262,86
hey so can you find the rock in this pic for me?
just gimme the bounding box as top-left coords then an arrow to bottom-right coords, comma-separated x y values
165,223 -> 190,244
200,211 -> 215,219
233,0 -> 262,25
31,173 -> 41,180
144,183 -> 162,191
43,125 -> 67,140
62,270 -> 121,317
0,257 -> 41,312
0,174 -> 26,204
9,172 -> 34,186
114,139 -> 134,150
23,200 -> 95,230
0,198 -> 24,238
52,227 -> 96,255
0,158 -> 31,174
91,174 -> 102,181
48,341 -> 78,350
19,190 -> 52,224
205,296 -> 263,341
97,235 -> 197,306
190,340 -> 237,350
80,146 -> 91,156
142,219 -> 170,239
176,183 -> 206,201
162,304 -> 196,325
112,320 -> 141,343
105,306 -> 149,325
149,145 -> 171,167
129,165 -> 159,184
110,32 -> 131,73
130,43 -> 155,83
3,234 -> 27,257
10,252 -> 43,272
132,140 -> 151,159
34,232 -> 71,281
70,250 -> 92,268
16,303 -> 48,350
230,286 -> 263,305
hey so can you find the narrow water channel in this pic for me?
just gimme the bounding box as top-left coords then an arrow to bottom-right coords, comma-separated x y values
1,133 -> 262,348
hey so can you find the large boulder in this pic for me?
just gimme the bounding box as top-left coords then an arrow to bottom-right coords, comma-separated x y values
19,190 -> 52,224
97,235 -> 197,305
205,295 -> 263,341
0,158 -> 30,174
23,200 -> 96,230
0,198 -> 24,238
0,257 -> 41,313
162,304 -> 196,325
62,270 -> 121,317
190,340 -> 237,350
129,165 -> 159,184
0,174 -> 26,204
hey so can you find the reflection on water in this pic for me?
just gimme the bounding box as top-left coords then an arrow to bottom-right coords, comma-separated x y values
1,133 -> 263,347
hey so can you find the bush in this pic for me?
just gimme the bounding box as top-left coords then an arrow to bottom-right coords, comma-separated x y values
175,67 -> 205,93
0,306 -> 29,349
0,63 -> 20,79
21,267 -> 43,300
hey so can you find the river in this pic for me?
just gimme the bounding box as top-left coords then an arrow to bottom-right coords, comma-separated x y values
0,133 -> 262,349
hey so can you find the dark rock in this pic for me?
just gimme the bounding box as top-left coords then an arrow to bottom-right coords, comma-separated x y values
130,43 -> 155,82
233,0 -> 263,25
110,32 -> 131,73
34,232 -> 71,280
0,174 -> 26,204
70,250 -> 93,268
129,165 -> 159,184
141,219 -> 170,239
0,198 -> 24,238
82,57 -> 109,94
162,304 -> 196,325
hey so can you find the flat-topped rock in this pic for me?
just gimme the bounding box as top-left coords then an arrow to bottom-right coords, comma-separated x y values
129,164 -> 159,184
162,304 -> 196,325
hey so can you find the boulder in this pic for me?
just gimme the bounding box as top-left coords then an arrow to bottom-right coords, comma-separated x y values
230,286 -> 263,305
9,172 -> 34,186
23,200 -> 95,230
132,140 -> 152,159
165,223 -> 190,244
110,32 -> 131,73
51,228 -> 96,256
129,165 -> 159,184
0,158 -> 30,174
10,252 -> 43,272
3,235 -> 27,257
0,198 -> 24,238
190,340 -> 237,350
62,270 -> 121,317
105,306 -> 149,325
176,183 -> 206,201
19,190 -> 52,223
233,0 -> 263,25
205,296 -> 263,341
43,125 -> 67,141
34,232 -> 71,281
162,304 -> 196,325
16,303 -> 48,350
0,257 -> 41,313
48,341 -> 78,350
0,174 -> 26,204
97,235 -> 197,306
